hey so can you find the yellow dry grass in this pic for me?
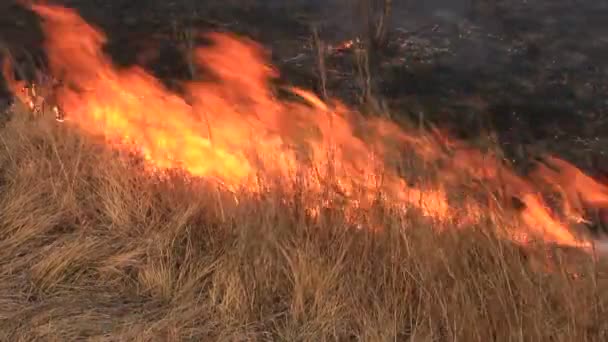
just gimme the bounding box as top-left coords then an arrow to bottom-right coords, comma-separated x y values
1,105 -> 608,341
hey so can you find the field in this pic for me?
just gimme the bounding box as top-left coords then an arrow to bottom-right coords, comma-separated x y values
2,1 -> 608,341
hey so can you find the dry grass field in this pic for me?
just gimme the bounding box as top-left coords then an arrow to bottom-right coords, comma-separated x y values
2,2 -> 608,341
1,104 -> 608,341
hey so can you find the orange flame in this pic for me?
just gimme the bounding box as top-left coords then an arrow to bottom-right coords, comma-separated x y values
331,39 -> 357,53
6,4 -> 608,251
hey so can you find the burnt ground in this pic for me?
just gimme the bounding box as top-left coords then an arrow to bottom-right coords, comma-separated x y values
1,0 -> 608,171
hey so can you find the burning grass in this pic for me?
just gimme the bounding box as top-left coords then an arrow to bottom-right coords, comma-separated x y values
0,104 -> 607,340
2,3 -> 608,340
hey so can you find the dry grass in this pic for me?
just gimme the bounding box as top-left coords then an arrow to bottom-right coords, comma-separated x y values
1,105 -> 608,341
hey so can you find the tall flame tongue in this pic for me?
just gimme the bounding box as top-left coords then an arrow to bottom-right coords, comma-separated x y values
7,4 -> 608,250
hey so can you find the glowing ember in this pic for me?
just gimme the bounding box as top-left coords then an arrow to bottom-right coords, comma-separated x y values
4,4 -> 608,251
331,39 -> 358,53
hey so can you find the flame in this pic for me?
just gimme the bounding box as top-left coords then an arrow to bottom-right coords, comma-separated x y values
331,39 -> 357,53
5,4 -> 608,251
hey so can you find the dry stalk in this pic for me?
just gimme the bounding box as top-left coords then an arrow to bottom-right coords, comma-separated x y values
351,0 -> 393,117
312,26 -> 328,101
356,0 -> 392,50
172,17 -> 198,80
354,47 -> 372,106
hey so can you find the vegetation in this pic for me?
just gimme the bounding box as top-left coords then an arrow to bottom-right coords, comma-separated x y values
1,1 -> 608,341
0,103 -> 606,341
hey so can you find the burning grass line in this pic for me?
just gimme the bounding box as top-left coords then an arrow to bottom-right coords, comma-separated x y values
3,3 -> 608,253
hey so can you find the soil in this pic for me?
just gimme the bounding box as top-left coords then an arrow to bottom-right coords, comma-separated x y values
1,0 -> 608,171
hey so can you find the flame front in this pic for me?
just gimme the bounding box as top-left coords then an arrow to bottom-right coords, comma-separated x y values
5,4 -> 608,250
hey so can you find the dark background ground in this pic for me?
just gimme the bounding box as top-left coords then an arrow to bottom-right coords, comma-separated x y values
1,0 -> 608,172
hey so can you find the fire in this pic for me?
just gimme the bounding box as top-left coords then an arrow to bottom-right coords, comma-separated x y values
331,39 -> 358,53
4,4 -> 608,251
